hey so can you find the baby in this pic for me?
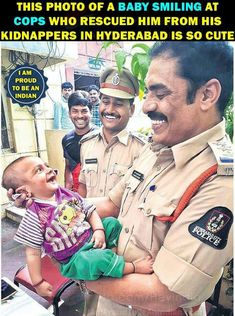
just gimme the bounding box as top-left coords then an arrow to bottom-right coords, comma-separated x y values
2,156 -> 153,297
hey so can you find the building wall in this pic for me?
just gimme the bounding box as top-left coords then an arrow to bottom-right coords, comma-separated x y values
1,51 -> 69,205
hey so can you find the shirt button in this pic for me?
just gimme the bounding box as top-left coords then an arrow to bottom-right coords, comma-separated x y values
156,165 -> 161,171
103,169 -> 106,173
124,227 -> 129,233
146,209 -> 151,215
99,189 -> 103,193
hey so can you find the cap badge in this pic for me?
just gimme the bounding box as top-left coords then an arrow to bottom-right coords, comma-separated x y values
112,73 -> 120,86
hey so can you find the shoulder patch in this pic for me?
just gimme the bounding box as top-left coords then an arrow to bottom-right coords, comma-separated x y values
131,132 -> 147,145
209,137 -> 233,176
80,129 -> 100,144
188,206 -> 233,249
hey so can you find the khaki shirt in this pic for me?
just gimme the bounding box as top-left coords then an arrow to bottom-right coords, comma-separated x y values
79,128 -> 146,197
109,120 -> 233,309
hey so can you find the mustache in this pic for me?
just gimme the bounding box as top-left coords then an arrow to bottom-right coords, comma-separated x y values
147,111 -> 167,121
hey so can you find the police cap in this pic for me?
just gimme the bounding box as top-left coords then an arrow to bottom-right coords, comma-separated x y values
99,67 -> 139,99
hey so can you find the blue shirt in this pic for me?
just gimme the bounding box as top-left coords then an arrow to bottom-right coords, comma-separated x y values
53,96 -> 74,130
91,102 -> 102,127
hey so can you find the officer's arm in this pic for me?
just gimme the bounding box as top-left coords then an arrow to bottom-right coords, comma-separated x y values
86,197 -> 120,218
86,273 -> 187,312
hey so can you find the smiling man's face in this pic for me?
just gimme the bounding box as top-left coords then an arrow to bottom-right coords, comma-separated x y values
143,54 -> 204,146
99,95 -> 134,134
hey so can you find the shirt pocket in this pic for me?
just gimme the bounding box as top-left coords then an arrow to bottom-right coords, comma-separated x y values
84,162 -> 98,187
120,176 -> 143,217
138,192 -> 177,218
133,193 -> 176,250
109,163 -> 129,187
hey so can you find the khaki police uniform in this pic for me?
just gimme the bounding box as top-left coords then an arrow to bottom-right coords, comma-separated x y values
97,119 -> 233,316
81,66 -> 145,316
79,128 -> 146,197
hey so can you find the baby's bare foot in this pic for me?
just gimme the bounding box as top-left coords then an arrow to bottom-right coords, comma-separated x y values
133,256 -> 154,274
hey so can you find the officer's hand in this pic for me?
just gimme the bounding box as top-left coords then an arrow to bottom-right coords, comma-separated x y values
91,231 -> 106,249
7,187 -> 33,208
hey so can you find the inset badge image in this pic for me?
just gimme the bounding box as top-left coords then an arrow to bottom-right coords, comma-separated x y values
5,64 -> 48,107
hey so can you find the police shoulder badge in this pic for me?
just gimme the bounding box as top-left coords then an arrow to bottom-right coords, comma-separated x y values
188,206 -> 233,249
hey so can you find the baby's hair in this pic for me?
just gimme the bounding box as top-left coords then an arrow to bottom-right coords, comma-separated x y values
2,156 -> 31,191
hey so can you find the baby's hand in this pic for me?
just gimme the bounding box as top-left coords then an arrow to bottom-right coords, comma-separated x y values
7,187 -> 32,208
91,230 -> 106,249
35,280 -> 53,297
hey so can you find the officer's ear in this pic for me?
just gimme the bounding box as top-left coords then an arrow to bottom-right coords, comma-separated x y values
200,79 -> 221,111
129,102 -> 135,117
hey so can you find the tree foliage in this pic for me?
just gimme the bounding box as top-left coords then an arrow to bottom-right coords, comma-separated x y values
225,95 -> 233,141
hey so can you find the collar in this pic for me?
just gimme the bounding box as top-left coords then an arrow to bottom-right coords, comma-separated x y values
92,100 -> 100,107
62,96 -> 68,103
33,197 -> 57,206
172,119 -> 226,168
99,128 -> 130,146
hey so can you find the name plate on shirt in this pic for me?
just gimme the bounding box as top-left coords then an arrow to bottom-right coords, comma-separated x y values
132,170 -> 144,181
85,158 -> 98,164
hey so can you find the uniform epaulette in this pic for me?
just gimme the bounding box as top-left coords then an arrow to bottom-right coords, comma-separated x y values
80,129 -> 100,144
131,132 -> 148,145
209,136 -> 233,176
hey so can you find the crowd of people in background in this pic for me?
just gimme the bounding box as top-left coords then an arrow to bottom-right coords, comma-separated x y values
53,82 -> 102,132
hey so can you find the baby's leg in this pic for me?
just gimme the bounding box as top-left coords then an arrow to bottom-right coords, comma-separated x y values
101,217 -> 122,249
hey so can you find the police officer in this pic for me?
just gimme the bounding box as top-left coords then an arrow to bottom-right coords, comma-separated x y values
79,67 -> 147,316
78,66 -> 146,201
85,42 -> 233,316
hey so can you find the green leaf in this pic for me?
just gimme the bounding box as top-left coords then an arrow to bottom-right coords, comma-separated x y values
96,41 -> 121,62
226,122 -> 233,141
115,51 -> 127,73
131,54 -> 139,77
135,53 -> 150,79
139,80 -> 145,90
131,43 -> 151,53
224,94 -> 233,141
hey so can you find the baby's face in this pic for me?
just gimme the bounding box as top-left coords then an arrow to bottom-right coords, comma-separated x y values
19,157 -> 58,199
